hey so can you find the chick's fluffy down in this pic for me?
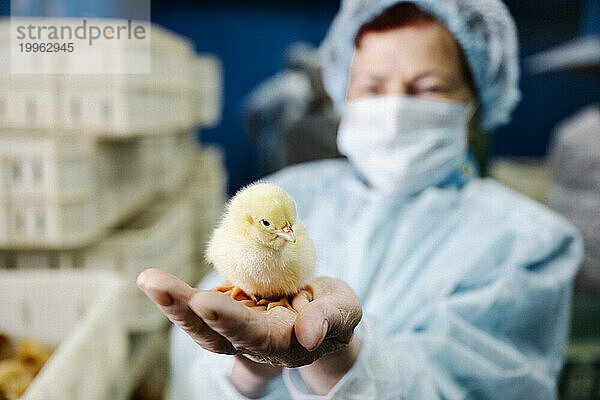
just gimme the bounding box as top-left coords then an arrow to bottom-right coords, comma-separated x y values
205,183 -> 317,299
207,221 -> 316,298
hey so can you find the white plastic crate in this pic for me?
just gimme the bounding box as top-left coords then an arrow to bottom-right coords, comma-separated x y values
127,254 -> 195,332
86,196 -> 195,331
0,197 -> 195,332
0,270 -> 127,400
57,77 -> 159,136
0,134 -> 154,248
193,204 -> 222,270
0,190 -> 7,245
87,196 -> 194,279
197,147 -> 227,191
191,55 -> 223,128
0,134 -> 99,247
0,74 -> 58,131
0,23 -> 60,76
52,19 -> 152,76
0,19 -> 9,69
0,248 -> 86,270
0,196 -> 194,274
0,74 -> 194,137
150,25 -> 195,92
0,197 -> 194,274
58,75 -> 193,137
187,146 -> 228,267
0,77 -> 6,128
95,139 -> 154,225
0,18 -> 200,135
0,135 -> 95,197
189,175 -> 226,256
2,17 -> 151,75
142,131 -> 195,195
2,191 -> 98,248
190,145 -> 228,213
160,89 -> 195,131
0,75 -> 60,130
98,178 -> 154,232
55,77 -> 193,136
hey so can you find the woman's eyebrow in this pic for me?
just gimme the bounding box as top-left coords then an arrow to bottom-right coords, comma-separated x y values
352,71 -> 386,82
409,69 -> 452,82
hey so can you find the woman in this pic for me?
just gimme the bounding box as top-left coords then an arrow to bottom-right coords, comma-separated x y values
138,0 -> 582,398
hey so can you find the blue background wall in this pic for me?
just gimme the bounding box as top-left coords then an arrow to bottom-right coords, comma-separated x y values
1,0 -> 599,193
150,0 -> 339,193
495,0 -> 600,156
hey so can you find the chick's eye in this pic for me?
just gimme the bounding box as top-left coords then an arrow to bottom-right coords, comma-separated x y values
261,219 -> 270,227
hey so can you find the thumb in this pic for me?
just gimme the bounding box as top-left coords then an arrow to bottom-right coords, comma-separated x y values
293,280 -> 362,351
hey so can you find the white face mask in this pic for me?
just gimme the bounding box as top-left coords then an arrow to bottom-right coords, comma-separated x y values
337,95 -> 473,195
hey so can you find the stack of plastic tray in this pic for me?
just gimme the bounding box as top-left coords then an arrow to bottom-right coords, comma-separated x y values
0,18 -> 205,136
142,131 -> 196,196
0,134 -> 97,248
0,270 -> 127,400
0,75 -> 60,130
187,146 -> 228,281
0,18 -> 152,76
86,196 -> 195,332
0,16 -> 227,397
56,76 -> 164,136
155,26 -> 195,89
0,196 -> 195,332
191,55 -> 223,128
0,134 -> 154,249
95,139 -> 153,228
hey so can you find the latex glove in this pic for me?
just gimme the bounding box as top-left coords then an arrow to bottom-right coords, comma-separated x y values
137,269 -> 362,368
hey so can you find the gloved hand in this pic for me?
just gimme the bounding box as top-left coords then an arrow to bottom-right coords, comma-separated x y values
137,269 -> 362,395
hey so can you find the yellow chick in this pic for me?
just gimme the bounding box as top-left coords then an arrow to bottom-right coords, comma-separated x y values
206,182 -> 316,311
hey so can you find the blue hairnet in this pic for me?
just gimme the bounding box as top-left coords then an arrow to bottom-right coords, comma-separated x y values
320,0 -> 521,131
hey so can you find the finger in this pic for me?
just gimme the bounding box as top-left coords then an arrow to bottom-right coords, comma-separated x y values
188,290 -> 278,352
292,285 -> 313,311
294,277 -> 362,351
305,277 -> 363,340
137,268 -> 237,354
239,299 -> 262,308
137,268 -> 193,306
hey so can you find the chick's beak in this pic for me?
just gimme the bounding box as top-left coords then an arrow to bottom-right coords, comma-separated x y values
276,223 -> 296,243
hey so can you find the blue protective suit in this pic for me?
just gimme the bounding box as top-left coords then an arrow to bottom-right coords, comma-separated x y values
171,159 -> 582,399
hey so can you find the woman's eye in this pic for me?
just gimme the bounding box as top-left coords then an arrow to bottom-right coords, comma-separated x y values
421,86 -> 449,93
261,220 -> 270,227
364,86 -> 379,94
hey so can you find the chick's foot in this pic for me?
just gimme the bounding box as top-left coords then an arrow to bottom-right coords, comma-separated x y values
256,296 -> 296,312
214,285 -> 257,302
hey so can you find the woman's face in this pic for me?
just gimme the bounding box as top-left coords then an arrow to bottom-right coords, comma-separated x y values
347,21 -> 475,104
